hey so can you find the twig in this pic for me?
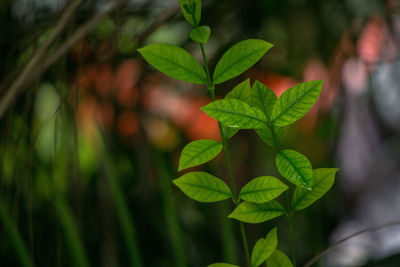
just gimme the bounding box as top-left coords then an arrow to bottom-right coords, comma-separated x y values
0,0 -> 84,119
303,220 -> 400,267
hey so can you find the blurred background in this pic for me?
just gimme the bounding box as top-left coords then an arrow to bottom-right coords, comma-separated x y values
1,0 -> 400,266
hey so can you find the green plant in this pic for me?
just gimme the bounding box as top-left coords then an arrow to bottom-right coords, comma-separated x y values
138,0 -> 338,266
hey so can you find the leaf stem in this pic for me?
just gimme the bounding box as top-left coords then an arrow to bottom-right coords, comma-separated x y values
198,42 -> 250,267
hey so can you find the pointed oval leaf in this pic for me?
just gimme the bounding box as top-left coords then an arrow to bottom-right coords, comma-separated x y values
228,201 -> 284,224
178,139 -> 222,171
266,250 -> 293,267
239,176 -> 288,203
213,39 -> 273,84
255,126 -> 284,147
173,172 -> 232,202
292,168 -> 338,211
190,26 -> 211,44
251,80 -> 277,121
222,125 -> 239,140
179,0 -> 201,26
226,79 -> 252,104
271,80 -> 323,126
276,149 -> 312,189
251,227 -> 278,267
138,43 -> 207,84
208,263 -> 240,267
201,99 -> 267,129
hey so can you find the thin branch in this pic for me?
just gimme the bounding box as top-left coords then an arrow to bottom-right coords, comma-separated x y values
0,0 -> 84,119
303,220 -> 400,267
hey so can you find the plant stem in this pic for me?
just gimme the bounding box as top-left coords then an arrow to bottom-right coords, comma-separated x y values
199,42 -> 251,267
285,192 -> 296,267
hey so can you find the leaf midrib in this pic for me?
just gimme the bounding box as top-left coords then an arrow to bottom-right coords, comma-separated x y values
279,152 -> 311,187
214,45 -> 267,83
204,106 -> 267,124
181,141 -> 221,170
177,181 -> 231,196
271,82 -> 320,124
144,49 -> 206,82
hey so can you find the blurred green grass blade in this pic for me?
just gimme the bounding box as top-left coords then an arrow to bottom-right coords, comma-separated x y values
178,139 -> 223,171
138,44 -> 207,84
201,99 -> 267,129
266,249 -> 293,267
208,263 -> 240,267
213,39 -> 273,84
292,168 -> 338,211
228,201 -> 285,224
56,198 -> 90,267
157,153 -> 187,267
105,161 -> 143,267
173,171 -> 232,202
219,201 -> 237,263
251,227 -> 277,267
239,176 -> 288,204
0,200 -> 33,267
276,149 -> 313,189
271,80 -> 323,127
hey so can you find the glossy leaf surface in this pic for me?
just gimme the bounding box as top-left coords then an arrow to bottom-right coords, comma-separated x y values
201,99 -> 267,129
179,0 -> 201,26
228,201 -> 284,224
138,43 -> 207,84
251,80 -> 277,121
239,176 -> 288,204
292,168 -> 338,211
213,39 -> 273,84
276,149 -> 312,189
173,172 -> 232,202
266,250 -> 293,267
190,26 -> 211,44
271,80 -> 323,126
178,139 -> 222,171
251,227 -> 277,267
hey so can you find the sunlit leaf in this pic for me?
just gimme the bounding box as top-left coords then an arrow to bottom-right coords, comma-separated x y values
226,79 -> 252,104
276,149 -> 312,189
228,201 -> 284,224
190,26 -> 211,44
271,80 -> 323,126
255,126 -> 284,147
292,168 -> 338,211
239,176 -> 288,203
213,39 -> 273,84
266,249 -> 293,267
201,99 -> 267,129
173,172 -> 232,202
251,80 -> 277,121
138,43 -> 207,84
208,263 -> 240,267
179,0 -> 201,26
178,139 -> 223,171
251,227 -> 278,267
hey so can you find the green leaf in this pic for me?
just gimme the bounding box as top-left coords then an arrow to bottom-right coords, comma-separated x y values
201,99 -> 267,129
251,80 -> 277,121
239,176 -> 288,204
255,126 -> 284,147
208,263 -> 240,267
179,0 -> 201,26
292,168 -> 338,211
271,80 -> 323,126
138,43 -> 207,84
178,139 -> 222,171
222,125 -> 239,140
213,39 -> 273,84
266,250 -> 293,267
190,26 -> 211,44
226,79 -> 252,104
251,227 -> 278,267
173,172 -> 232,202
276,149 -> 312,189
228,201 -> 284,224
